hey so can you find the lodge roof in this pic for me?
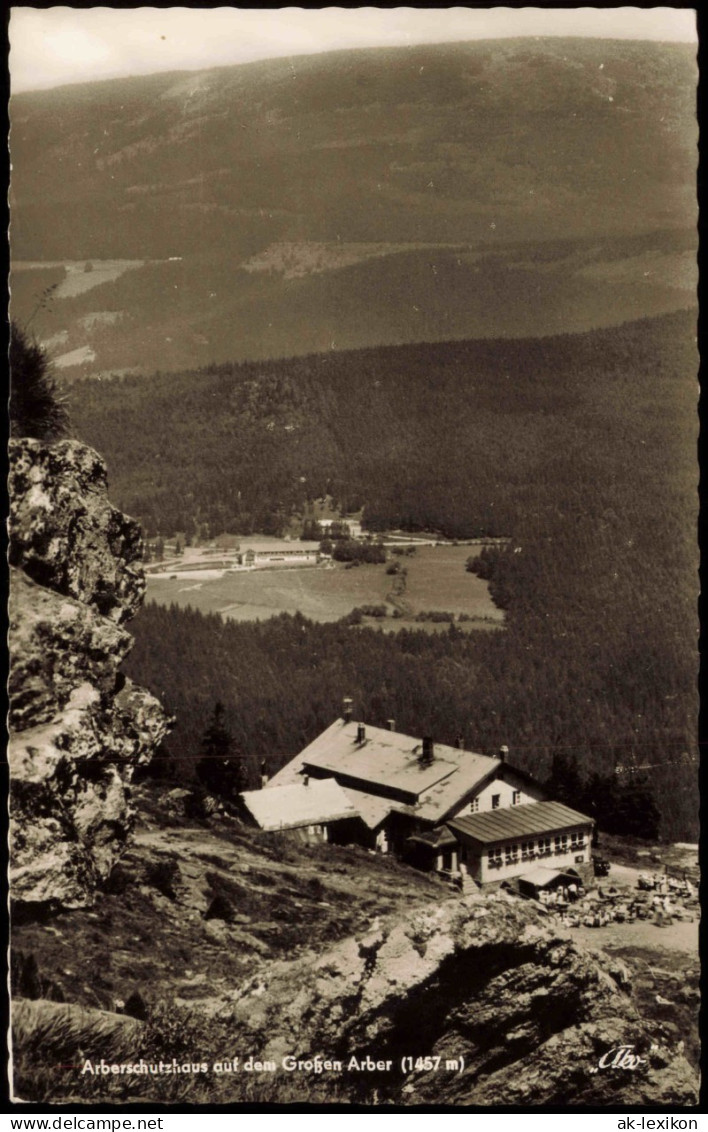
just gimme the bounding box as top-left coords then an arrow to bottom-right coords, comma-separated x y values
339,786 -> 401,830
270,718 -> 502,821
242,539 -> 320,554
240,778 -> 358,832
448,800 -> 593,847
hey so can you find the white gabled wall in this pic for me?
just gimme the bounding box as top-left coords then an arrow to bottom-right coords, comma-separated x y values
448,767 -> 546,821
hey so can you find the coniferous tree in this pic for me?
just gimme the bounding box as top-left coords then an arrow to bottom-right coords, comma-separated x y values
301,519 -> 323,541
545,752 -> 583,807
196,702 -> 245,800
9,321 -> 70,442
619,777 -> 661,841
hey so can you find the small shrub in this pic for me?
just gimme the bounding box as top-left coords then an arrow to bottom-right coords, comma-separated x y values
306,876 -> 324,900
143,858 -> 180,900
104,863 -> 131,895
358,604 -> 387,619
184,788 -> 215,821
11,952 -> 65,1003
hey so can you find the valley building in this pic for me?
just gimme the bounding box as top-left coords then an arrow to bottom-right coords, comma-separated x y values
237,540 -> 322,566
317,518 -> 364,539
241,701 -> 594,889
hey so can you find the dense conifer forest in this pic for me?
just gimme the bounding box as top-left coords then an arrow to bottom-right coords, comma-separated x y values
119,309 -> 697,841
72,311 -> 694,539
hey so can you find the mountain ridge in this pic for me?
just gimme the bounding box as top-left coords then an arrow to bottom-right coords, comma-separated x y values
13,34 -> 696,98
10,36 -> 696,374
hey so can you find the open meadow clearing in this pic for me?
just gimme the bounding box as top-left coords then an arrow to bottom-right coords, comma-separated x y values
402,545 -> 503,621
145,543 -> 504,628
146,561 -> 390,622
12,258 -> 144,298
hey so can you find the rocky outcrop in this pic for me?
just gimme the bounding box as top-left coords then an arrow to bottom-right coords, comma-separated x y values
9,439 -> 145,624
9,438 -> 172,911
225,893 -> 698,1106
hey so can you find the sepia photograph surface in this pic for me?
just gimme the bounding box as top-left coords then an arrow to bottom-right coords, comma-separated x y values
7,5 -> 699,1108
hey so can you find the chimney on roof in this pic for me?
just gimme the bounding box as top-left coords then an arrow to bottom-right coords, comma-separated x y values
260,758 -> 268,788
499,744 -> 509,763
356,723 -> 366,744
387,719 -> 396,732
303,774 -> 309,787
420,736 -> 435,767
342,697 -> 353,723
455,735 -> 464,750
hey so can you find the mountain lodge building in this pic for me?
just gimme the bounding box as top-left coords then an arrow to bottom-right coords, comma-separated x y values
240,700 -> 594,888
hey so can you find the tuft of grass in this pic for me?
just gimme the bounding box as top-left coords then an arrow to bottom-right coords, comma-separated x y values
9,321 -> 70,443
11,998 -> 141,1102
12,995 -> 358,1104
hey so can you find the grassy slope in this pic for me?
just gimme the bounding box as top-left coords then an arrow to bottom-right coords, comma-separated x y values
11,39 -> 695,259
12,783 -> 447,1014
10,781 -> 441,1102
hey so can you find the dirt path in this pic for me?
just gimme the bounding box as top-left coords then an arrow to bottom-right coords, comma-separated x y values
565,918 -> 697,955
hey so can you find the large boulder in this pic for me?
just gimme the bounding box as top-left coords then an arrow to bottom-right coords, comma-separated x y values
9,438 -> 172,911
223,894 -> 698,1106
8,568 -> 132,731
9,438 -> 145,624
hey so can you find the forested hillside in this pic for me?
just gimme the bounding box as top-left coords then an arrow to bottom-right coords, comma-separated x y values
71,311 -> 695,539
119,309 -> 698,841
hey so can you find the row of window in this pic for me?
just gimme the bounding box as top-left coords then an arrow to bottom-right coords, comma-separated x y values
471,789 -> 523,813
487,832 -> 586,868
